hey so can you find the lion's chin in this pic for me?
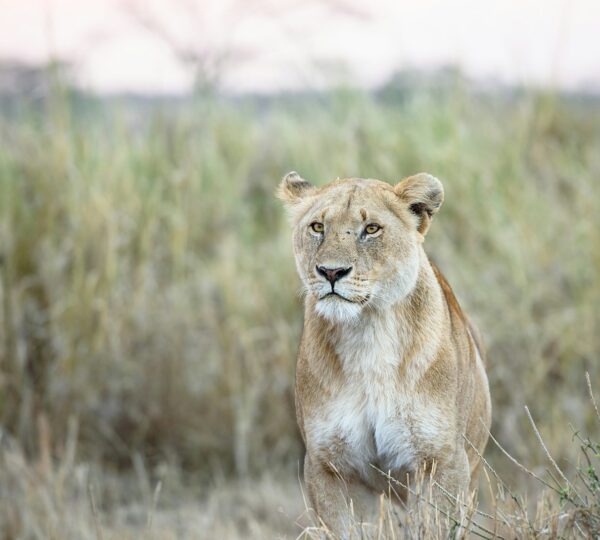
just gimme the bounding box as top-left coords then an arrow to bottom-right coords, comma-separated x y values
315,294 -> 363,324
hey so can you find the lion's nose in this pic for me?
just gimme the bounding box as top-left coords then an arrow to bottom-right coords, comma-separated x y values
316,265 -> 352,284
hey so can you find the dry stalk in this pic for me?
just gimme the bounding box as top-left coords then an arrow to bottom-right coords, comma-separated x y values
524,405 -> 583,503
480,418 -> 558,494
145,480 -> 163,535
371,465 -> 500,540
87,483 -> 104,540
586,372 -> 600,423
462,434 -> 524,527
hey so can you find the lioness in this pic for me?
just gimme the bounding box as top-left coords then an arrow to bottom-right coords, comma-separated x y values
278,172 -> 491,536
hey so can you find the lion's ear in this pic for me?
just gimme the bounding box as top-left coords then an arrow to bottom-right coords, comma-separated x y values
276,171 -> 315,206
394,173 -> 444,236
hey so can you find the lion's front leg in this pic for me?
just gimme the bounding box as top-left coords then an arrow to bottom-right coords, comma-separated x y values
427,449 -> 471,514
304,455 -> 377,539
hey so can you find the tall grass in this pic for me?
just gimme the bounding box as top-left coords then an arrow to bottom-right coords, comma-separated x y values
0,83 -> 599,537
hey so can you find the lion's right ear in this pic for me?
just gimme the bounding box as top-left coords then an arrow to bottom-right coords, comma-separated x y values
276,171 -> 315,206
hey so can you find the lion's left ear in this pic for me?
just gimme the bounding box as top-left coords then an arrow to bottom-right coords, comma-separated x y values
394,173 -> 444,236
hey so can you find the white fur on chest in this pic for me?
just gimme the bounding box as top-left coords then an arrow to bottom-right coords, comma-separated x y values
306,316 -> 449,480
335,311 -> 404,373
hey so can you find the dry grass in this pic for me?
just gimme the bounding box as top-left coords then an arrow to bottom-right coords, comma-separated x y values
0,432 -> 307,539
1,407 -> 597,538
0,81 -> 599,537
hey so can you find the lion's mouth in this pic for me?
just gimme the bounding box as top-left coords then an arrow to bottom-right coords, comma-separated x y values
318,291 -> 371,305
319,291 -> 353,302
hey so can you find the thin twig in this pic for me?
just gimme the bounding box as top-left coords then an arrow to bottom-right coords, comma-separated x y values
376,493 -> 385,540
462,433 -> 527,510
87,483 -> 104,540
480,418 -> 559,494
546,468 -> 567,493
586,372 -> 600,423
145,480 -> 162,535
525,405 -> 583,503
431,479 -> 497,521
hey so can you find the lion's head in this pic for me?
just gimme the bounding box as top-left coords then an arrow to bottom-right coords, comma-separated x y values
278,172 -> 444,323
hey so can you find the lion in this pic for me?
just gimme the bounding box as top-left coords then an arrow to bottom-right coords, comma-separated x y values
277,171 -> 491,537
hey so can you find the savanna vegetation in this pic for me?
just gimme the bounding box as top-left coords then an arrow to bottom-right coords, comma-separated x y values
0,75 -> 599,538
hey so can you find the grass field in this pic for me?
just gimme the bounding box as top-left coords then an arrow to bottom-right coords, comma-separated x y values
0,79 -> 599,538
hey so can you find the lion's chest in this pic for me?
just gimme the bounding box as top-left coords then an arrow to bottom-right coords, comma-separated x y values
312,383 -> 411,470
308,376 -> 422,479
305,323 -> 451,483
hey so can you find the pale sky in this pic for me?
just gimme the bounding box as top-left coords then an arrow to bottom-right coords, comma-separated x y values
1,0 -> 599,94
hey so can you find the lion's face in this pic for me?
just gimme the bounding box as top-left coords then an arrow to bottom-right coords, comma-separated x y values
278,173 -> 444,323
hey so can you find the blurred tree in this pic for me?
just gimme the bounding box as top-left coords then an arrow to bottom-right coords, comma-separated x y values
125,0 -> 370,94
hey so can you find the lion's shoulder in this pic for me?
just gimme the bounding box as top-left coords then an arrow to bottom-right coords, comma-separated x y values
430,261 -> 485,361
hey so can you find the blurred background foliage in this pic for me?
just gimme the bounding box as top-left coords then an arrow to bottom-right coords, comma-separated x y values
0,65 -> 599,536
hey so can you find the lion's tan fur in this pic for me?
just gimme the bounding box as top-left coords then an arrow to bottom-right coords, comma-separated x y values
278,172 -> 491,536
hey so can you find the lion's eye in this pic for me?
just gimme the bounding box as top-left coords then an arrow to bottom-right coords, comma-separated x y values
365,223 -> 381,235
310,222 -> 325,233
